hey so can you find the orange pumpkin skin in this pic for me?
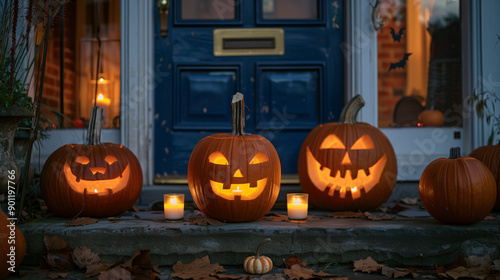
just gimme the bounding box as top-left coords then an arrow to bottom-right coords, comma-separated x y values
469,145 -> 500,210
41,143 -> 143,218
298,96 -> 397,211
41,108 -> 143,218
418,110 -> 444,126
419,148 -> 496,224
298,122 -> 397,211
188,134 -> 281,222
188,93 -> 280,223
0,209 -> 26,279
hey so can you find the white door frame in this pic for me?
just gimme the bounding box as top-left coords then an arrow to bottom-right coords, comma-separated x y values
121,0 -> 485,184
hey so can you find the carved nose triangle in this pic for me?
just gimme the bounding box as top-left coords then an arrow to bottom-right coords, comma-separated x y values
341,151 -> 352,165
233,169 -> 244,177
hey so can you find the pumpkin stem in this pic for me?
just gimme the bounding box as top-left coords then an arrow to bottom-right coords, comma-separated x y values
86,106 -> 103,145
449,147 -> 461,159
255,238 -> 271,259
232,92 -> 245,135
339,94 -> 365,124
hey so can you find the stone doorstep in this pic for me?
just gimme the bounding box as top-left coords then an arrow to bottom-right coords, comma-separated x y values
19,210 -> 500,269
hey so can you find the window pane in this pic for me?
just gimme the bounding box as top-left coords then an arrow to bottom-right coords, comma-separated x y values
377,0 -> 461,128
262,0 -> 318,20
181,0 -> 236,20
40,0 -> 121,129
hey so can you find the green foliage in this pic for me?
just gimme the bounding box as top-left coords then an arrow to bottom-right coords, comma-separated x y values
0,62 -> 33,109
468,90 -> 500,145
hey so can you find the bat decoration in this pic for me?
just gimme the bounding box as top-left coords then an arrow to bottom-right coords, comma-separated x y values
389,53 -> 412,71
390,27 -> 405,42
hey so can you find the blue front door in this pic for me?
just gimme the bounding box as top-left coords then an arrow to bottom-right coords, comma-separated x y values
154,0 -> 344,179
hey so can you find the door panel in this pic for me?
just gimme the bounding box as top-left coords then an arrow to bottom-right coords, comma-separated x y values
175,66 -> 239,130
154,0 -> 344,179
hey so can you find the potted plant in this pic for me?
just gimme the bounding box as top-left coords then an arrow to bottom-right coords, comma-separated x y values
0,0 -> 64,199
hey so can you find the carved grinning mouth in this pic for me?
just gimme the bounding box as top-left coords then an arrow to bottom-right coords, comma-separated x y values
64,162 -> 130,196
306,147 -> 387,199
210,178 -> 268,200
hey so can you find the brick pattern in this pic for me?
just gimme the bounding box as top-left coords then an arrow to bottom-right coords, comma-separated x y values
377,0 -> 407,127
41,2 -> 77,127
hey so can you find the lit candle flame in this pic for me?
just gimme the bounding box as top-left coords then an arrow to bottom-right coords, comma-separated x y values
293,197 -> 301,204
97,93 -> 104,100
94,189 -> 98,193
170,197 -> 178,205
99,77 -> 105,83
352,186 -> 358,192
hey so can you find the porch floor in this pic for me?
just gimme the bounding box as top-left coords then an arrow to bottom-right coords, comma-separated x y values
16,183 -> 500,279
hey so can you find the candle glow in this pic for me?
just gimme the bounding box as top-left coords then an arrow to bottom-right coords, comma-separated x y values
164,194 -> 184,220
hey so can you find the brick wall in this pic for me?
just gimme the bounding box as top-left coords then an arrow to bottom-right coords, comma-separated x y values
377,0 -> 407,127
41,2 -> 77,128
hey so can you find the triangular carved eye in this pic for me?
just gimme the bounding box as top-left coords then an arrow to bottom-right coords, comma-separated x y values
75,156 -> 90,164
105,155 -> 118,165
351,134 -> 375,150
319,134 -> 346,150
249,152 -> 268,164
209,152 -> 229,165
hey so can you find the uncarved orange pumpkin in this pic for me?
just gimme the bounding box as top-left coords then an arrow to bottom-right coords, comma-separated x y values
419,147 -> 496,224
469,144 -> 500,210
298,95 -> 397,211
418,110 -> 444,126
188,93 -> 281,222
0,209 -> 26,279
41,107 -> 143,218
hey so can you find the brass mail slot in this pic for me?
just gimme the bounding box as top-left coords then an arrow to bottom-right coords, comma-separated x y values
214,28 -> 284,56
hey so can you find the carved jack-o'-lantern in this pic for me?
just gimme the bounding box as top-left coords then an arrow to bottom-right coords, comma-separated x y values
41,107 -> 143,218
188,93 -> 281,222
298,95 -> 397,211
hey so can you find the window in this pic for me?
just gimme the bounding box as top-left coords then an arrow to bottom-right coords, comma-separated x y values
377,0 -> 461,128
41,0 -> 120,129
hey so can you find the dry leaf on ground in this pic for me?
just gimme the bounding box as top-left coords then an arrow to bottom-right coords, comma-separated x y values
43,235 -> 75,270
483,215 -> 496,221
327,211 -> 364,218
445,266 -> 489,280
421,275 -> 436,279
171,255 -> 225,279
466,254 -> 492,269
108,218 -> 123,223
307,215 -> 322,221
353,256 -> 384,273
493,260 -> 500,271
283,264 -> 316,280
44,235 -> 68,251
86,263 -> 115,277
47,272 -> 68,279
389,204 -> 411,212
363,212 -> 396,221
381,266 -> 418,278
400,197 -> 418,205
436,254 -> 496,280
45,248 -> 75,270
186,217 -> 226,226
72,246 -> 100,268
66,217 -> 98,226
284,256 -> 308,269
98,265 -> 132,280
261,212 -> 289,222
283,264 -> 336,280
122,250 -> 160,279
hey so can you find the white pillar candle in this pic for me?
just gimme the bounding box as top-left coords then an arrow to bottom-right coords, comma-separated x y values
164,193 -> 185,220
287,193 -> 309,221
